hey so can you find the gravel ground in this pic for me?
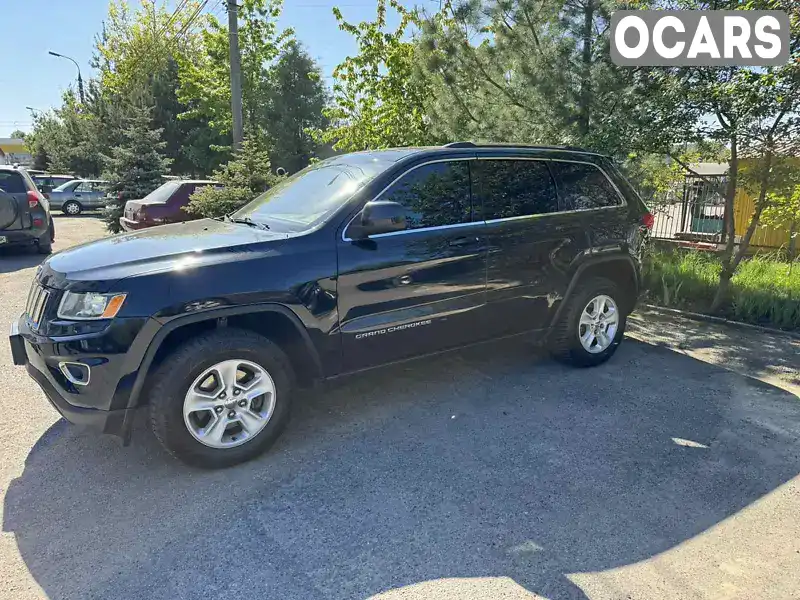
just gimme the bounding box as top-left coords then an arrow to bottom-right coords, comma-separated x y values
1,216 -> 799,600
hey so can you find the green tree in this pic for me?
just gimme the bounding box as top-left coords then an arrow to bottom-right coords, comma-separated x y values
315,0 -> 436,151
185,136 -> 279,218
267,41 -> 329,173
95,0 -> 226,175
102,104 -> 171,232
417,0 -> 658,156
177,0 -> 293,144
634,0 -> 800,311
9,130 -> 26,139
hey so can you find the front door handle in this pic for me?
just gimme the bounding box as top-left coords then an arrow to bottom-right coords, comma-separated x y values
398,275 -> 413,286
448,236 -> 479,248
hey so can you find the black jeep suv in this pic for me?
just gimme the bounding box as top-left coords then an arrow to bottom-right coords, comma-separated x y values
9,144 -> 651,468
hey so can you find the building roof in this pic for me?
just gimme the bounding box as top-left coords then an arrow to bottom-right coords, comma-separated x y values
688,162 -> 729,176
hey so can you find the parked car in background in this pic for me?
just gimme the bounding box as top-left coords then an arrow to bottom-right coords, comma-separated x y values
0,165 -> 54,254
33,174 -> 76,194
119,180 -> 220,231
47,179 -> 109,215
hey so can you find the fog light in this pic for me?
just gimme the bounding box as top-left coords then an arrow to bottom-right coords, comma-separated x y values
58,362 -> 91,386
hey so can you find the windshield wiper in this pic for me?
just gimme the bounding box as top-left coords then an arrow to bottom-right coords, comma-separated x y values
226,216 -> 270,230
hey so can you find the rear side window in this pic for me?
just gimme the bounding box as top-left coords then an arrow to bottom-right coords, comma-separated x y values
0,172 -> 27,194
383,161 -> 472,230
550,162 -> 622,210
476,159 -> 558,220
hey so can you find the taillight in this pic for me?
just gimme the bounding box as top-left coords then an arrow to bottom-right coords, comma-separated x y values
642,212 -> 654,229
27,190 -> 40,208
33,218 -> 44,227
118,191 -> 123,201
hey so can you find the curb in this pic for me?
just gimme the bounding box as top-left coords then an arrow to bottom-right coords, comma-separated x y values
635,304 -> 800,341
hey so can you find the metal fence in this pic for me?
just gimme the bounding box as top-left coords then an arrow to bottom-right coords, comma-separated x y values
649,176 -> 728,246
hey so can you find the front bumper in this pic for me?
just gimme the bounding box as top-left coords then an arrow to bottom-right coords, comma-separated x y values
9,316 -> 138,442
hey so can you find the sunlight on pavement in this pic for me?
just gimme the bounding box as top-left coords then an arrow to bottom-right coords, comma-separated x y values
568,476 -> 800,599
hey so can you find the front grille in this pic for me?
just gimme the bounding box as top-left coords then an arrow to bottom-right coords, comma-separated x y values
25,281 -> 50,330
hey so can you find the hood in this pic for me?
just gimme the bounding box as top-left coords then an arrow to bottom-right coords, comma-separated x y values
40,218 -> 288,287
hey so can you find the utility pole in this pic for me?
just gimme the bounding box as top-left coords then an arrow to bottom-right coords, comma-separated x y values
227,0 -> 244,151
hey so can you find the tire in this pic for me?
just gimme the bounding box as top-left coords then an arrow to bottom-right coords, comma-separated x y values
37,224 -> 53,255
548,276 -> 628,367
149,328 -> 295,468
62,200 -> 82,216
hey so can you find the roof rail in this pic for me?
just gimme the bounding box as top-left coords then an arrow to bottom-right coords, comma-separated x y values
442,141 -> 597,153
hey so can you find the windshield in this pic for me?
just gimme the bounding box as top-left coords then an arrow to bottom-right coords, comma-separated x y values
232,160 -> 387,232
142,180 -> 181,203
53,180 -> 80,192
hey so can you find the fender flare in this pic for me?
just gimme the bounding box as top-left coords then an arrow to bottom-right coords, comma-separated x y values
125,303 -> 323,413
547,254 -> 640,331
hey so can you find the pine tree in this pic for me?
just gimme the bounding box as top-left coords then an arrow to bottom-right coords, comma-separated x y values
102,104 -> 171,233
185,136 -> 279,218
418,0 -> 647,157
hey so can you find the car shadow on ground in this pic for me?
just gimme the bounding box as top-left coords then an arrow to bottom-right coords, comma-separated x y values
0,246 -> 46,275
4,338 -> 800,599
51,212 -> 102,219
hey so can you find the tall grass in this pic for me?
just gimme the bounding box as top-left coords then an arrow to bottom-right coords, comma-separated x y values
644,249 -> 800,330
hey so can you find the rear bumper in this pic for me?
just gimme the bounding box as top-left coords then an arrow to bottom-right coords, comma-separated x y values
119,217 -> 148,231
0,226 -> 48,246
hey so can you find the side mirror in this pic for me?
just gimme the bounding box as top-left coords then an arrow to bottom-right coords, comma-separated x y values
349,200 -> 407,239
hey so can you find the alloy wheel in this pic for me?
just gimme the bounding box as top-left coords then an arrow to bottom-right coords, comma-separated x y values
183,359 -> 276,449
577,294 -> 619,354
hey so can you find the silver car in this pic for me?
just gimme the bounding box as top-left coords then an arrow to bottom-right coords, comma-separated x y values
47,179 -> 109,215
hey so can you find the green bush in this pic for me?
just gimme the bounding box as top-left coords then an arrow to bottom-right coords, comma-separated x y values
644,249 -> 800,330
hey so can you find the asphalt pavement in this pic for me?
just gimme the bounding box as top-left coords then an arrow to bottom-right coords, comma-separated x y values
1,216 -> 799,600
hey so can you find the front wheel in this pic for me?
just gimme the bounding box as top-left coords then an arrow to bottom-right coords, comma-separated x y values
548,277 -> 627,367
148,328 -> 295,468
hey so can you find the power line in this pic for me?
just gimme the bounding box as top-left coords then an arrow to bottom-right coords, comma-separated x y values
163,0 -> 193,33
176,0 -> 211,38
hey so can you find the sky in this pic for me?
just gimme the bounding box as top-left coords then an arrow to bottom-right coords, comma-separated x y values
0,0 -> 429,137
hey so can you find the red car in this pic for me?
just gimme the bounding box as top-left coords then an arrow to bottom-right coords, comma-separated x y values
119,180 -> 220,231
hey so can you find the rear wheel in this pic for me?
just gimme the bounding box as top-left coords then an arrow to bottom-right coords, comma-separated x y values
548,277 -> 627,367
149,328 -> 294,468
62,200 -> 82,216
37,222 -> 53,255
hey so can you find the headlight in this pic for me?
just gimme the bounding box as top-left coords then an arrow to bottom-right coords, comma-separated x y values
57,292 -> 127,320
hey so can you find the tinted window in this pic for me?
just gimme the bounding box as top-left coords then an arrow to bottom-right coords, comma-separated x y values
0,172 -> 26,194
477,160 -> 558,220
551,162 -> 622,210
383,161 -> 471,230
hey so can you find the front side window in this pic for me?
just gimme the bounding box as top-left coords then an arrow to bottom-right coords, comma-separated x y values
476,159 -> 558,220
550,162 -> 622,210
382,161 -> 471,230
